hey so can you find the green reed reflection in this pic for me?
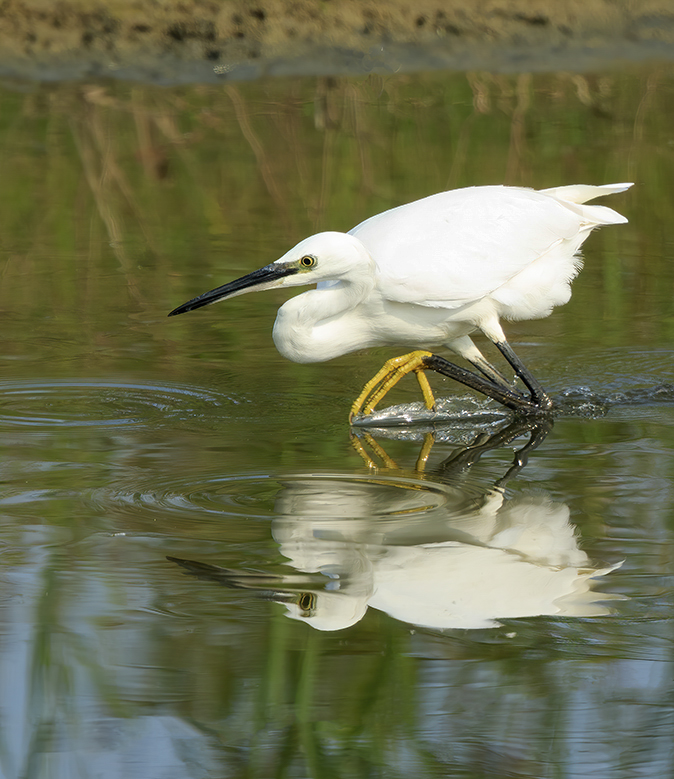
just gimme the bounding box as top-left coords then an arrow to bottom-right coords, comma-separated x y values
2,64 -> 674,779
1,68 -> 671,430
0,70 -> 667,334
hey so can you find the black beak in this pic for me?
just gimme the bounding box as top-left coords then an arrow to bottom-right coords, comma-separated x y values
168,262 -> 300,317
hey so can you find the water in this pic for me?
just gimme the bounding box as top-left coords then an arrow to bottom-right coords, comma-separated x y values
1,69 -> 674,778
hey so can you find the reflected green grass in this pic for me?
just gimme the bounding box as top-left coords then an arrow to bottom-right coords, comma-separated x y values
0,66 -> 674,778
1,68 -> 671,428
0,70 -> 667,342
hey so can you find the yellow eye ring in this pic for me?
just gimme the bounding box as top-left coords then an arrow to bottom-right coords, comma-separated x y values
300,255 -> 316,268
298,592 -> 316,612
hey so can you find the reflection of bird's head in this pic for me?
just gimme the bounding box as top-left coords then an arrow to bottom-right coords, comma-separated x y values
282,589 -> 369,632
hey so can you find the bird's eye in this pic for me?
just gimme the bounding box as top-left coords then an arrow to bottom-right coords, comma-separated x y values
300,255 -> 316,268
297,592 -> 316,613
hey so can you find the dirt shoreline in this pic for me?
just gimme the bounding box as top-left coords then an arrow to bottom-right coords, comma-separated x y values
1,0 -> 673,82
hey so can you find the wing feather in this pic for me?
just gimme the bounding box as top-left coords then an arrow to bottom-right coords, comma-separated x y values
349,185 -> 626,310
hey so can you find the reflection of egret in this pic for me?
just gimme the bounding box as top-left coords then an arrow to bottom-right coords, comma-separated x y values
169,184 -> 631,418
352,414 -> 552,474
169,422 -> 622,631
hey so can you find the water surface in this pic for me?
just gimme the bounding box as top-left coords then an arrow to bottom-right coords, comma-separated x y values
0,68 -> 674,778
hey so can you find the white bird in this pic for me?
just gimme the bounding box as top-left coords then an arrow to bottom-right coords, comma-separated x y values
168,476 -> 622,631
169,183 -> 632,418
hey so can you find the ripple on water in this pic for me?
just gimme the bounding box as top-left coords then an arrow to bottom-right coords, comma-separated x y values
86,472 -> 471,525
0,380 -> 238,429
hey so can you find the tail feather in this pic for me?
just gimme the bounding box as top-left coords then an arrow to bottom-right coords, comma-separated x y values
581,203 -> 629,225
541,183 -> 632,226
541,182 -> 633,204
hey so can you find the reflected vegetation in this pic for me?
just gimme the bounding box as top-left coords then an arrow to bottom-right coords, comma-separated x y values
1,68 -> 674,397
1,66 -> 674,778
1,376 -> 673,777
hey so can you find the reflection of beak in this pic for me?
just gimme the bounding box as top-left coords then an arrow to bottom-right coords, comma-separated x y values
168,262 -> 299,316
166,556 -> 321,612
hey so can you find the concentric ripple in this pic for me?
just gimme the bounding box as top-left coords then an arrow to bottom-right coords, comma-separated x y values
0,380 -> 238,429
86,472 -> 470,524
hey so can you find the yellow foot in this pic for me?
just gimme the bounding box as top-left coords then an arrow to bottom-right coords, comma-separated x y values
350,350 -> 437,421
350,432 -> 399,469
414,432 -> 436,473
351,431 -> 436,474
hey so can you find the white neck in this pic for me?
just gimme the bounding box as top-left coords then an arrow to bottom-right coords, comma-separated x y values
273,273 -> 375,363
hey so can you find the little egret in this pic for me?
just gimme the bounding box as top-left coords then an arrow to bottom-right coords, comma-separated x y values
169,183 -> 631,418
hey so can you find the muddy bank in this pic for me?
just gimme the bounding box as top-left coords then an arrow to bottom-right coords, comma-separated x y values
1,0 -> 673,82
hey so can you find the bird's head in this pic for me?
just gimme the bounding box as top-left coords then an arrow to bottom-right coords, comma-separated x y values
168,231 -> 371,317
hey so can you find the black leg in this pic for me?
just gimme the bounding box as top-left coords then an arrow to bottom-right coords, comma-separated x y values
493,340 -> 552,409
467,353 -> 514,390
438,417 -> 553,477
422,354 -> 548,413
495,419 -> 553,484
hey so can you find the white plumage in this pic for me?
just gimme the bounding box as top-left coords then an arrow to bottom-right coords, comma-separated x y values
169,183 -> 632,417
